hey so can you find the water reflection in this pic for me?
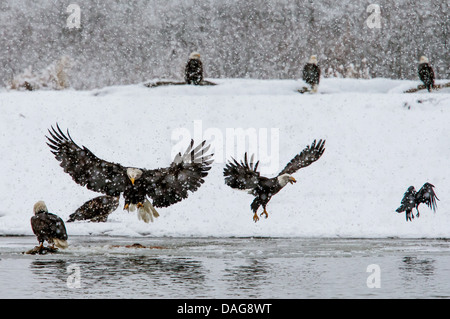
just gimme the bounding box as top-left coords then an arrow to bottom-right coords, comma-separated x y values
400,256 -> 435,277
399,256 -> 436,291
29,255 -> 206,297
223,258 -> 270,297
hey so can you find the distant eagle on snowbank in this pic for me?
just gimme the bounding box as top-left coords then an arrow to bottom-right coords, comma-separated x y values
31,201 -> 68,249
185,52 -> 203,85
46,124 -> 213,223
418,56 -> 435,92
67,195 -> 120,223
396,182 -> 439,221
302,55 -> 321,93
224,139 -> 325,222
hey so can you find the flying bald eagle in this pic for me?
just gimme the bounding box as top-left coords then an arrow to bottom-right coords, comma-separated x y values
224,139 -> 325,222
46,124 -> 213,223
185,52 -> 203,85
31,201 -> 68,249
67,195 -> 120,223
302,55 -> 321,93
396,183 -> 439,221
418,56 -> 435,92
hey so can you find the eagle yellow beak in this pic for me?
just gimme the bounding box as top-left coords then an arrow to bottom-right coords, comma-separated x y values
289,177 -> 297,184
130,178 -> 135,185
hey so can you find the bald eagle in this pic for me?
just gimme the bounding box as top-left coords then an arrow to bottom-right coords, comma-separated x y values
396,183 -> 439,221
418,56 -> 435,92
31,201 -> 68,249
302,55 -> 321,93
46,124 -> 213,223
224,139 -> 326,222
67,195 -> 120,223
185,52 -> 203,85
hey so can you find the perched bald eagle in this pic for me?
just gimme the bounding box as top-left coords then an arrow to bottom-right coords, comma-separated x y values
31,201 -> 68,249
418,56 -> 435,92
224,139 -> 325,222
302,55 -> 321,93
46,124 -> 213,223
396,183 -> 439,221
67,195 -> 120,223
185,52 -> 203,85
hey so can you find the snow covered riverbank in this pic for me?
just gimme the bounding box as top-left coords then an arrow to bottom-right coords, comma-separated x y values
0,78 -> 449,238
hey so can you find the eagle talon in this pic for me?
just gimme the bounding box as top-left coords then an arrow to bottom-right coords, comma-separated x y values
260,209 -> 269,219
137,202 -> 144,209
253,212 -> 259,223
124,203 -> 129,210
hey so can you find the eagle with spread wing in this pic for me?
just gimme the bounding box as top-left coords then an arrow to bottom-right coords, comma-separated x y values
223,139 -> 325,222
396,183 -> 439,221
46,124 -> 213,223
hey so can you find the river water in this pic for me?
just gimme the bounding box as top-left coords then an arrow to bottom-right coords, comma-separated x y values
1,236 -> 449,299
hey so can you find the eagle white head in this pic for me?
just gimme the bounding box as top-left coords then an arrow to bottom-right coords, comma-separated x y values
309,55 -> 318,65
33,201 -> 48,214
126,167 -> 143,185
189,52 -> 201,60
277,174 -> 297,188
419,56 -> 429,64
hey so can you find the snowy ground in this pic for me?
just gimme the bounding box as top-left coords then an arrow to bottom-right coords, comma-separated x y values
0,78 -> 449,238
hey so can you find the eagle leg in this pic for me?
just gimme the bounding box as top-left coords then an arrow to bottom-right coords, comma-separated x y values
260,209 -> 269,219
253,212 -> 260,223
137,202 -> 144,209
124,203 -> 129,211
415,207 -> 420,218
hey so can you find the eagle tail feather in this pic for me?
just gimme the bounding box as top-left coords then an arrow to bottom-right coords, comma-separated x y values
137,200 -> 160,223
53,238 -> 68,249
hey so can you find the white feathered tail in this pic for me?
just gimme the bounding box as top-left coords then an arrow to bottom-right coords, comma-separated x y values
136,199 -> 160,223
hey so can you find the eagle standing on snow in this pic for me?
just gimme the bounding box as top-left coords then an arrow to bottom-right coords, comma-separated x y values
31,201 -> 68,249
67,195 -> 120,223
302,55 -> 321,93
224,139 -> 325,222
185,52 -> 203,85
396,183 -> 439,221
46,124 -> 213,223
418,56 -> 435,92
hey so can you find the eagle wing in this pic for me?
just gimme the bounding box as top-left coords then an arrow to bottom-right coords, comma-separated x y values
46,124 -> 128,197
142,140 -> 213,208
223,152 -> 261,190
68,195 -> 120,222
278,139 -> 326,176
31,212 -> 68,241
415,183 -> 439,212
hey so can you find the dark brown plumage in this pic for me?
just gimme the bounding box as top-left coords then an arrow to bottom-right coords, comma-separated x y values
302,56 -> 321,93
46,124 -> 213,223
31,201 -> 68,249
224,139 -> 326,222
67,195 -> 120,222
185,52 -> 203,85
396,183 -> 439,221
418,56 -> 435,92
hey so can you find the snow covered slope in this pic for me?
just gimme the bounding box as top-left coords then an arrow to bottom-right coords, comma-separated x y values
0,78 -> 449,238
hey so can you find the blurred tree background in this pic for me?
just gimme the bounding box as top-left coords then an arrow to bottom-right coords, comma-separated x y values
0,0 -> 448,89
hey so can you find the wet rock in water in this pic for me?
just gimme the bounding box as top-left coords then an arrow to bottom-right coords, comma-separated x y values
24,245 -> 59,255
111,243 -> 165,249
